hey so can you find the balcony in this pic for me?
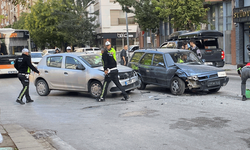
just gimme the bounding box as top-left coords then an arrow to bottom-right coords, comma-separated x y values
118,17 -> 135,25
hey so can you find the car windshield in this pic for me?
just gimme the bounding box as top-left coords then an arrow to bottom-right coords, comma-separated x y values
78,55 -> 103,67
48,51 -> 55,54
168,51 -> 202,65
31,53 -> 43,58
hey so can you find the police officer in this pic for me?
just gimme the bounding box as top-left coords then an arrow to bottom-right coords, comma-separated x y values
97,41 -> 129,102
14,48 -> 40,105
66,46 -> 71,53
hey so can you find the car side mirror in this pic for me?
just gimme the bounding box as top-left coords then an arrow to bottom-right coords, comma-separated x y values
76,64 -> 85,70
157,62 -> 165,67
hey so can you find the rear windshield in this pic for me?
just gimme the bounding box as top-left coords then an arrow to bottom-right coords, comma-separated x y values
130,52 -> 145,62
31,53 -> 43,58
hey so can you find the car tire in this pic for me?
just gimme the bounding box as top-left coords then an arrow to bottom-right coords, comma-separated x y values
170,77 -> 185,95
137,76 -> 146,90
209,87 -> 221,93
36,79 -> 50,96
89,81 -> 102,98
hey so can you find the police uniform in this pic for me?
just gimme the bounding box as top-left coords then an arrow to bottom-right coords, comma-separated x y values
98,42 -> 128,102
14,48 -> 40,104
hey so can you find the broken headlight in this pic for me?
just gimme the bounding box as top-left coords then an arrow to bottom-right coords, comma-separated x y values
187,75 -> 199,80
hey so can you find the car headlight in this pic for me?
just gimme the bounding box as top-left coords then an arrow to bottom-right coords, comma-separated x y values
187,75 -> 199,80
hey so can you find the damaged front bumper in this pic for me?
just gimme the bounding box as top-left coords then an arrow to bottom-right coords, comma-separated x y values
186,77 -> 229,91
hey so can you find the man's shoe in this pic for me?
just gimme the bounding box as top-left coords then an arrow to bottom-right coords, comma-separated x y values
26,99 -> 34,103
97,98 -> 105,102
16,100 -> 25,105
242,95 -> 247,101
121,96 -> 129,101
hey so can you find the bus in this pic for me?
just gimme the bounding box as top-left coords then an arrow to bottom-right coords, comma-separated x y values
0,28 -> 30,75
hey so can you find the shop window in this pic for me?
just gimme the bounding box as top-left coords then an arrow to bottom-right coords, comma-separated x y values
226,2 -> 232,30
218,4 -> 223,31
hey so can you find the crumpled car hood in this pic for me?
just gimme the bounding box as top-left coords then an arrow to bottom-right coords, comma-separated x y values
94,65 -> 133,72
175,64 -> 224,76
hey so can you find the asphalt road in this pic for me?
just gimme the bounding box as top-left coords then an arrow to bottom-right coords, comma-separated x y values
1,74 -> 250,150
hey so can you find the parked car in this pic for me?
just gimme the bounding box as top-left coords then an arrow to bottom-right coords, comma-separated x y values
31,53 -> 140,98
30,52 -> 43,66
128,49 -> 229,95
160,30 -> 225,67
129,45 -> 139,52
42,49 -> 56,56
74,47 -> 101,55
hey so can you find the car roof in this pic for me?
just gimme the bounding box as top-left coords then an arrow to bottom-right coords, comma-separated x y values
43,52 -> 99,57
178,30 -> 223,39
134,48 -> 190,54
31,52 -> 43,53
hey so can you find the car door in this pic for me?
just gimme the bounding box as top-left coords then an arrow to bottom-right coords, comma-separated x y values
44,56 -> 64,89
151,54 -> 168,86
63,56 -> 87,91
138,53 -> 154,83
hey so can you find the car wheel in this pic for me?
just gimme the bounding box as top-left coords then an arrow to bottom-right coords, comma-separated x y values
170,77 -> 185,95
209,87 -> 221,93
137,76 -> 146,90
89,81 -> 102,98
36,79 -> 50,96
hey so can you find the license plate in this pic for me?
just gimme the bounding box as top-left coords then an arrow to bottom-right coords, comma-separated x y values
208,80 -> 220,87
8,71 -> 18,74
204,62 -> 213,66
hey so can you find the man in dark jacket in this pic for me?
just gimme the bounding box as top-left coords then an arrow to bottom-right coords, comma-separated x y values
120,45 -> 128,66
14,48 -> 40,105
190,39 -> 202,59
97,41 -> 129,102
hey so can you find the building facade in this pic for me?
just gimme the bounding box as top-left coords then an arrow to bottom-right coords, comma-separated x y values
233,0 -> 250,64
91,0 -> 139,51
0,0 -> 35,28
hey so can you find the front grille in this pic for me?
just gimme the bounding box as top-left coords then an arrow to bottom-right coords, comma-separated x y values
198,74 -> 218,80
110,81 -> 139,92
118,71 -> 135,80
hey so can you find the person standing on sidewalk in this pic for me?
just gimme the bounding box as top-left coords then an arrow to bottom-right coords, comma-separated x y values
14,48 -> 40,105
97,41 -> 129,102
120,45 -> 128,66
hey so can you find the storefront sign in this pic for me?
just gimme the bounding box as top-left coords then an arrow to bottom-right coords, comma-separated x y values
117,33 -> 134,38
233,6 -> 250,23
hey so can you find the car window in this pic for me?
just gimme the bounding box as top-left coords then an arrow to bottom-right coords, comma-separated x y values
161,42 -> 176,48
153,54 -> 165,67
94,48 -> 100,51
47,56 -> 62,68
65,57 -> 82,70
169,51 -> 202,64
78,55 -> 103,67
130,52 -> 144,62
31,53 -> 43,58
140,53 -> 153,66
132,46 -> 139,51
86,49 -> 93,51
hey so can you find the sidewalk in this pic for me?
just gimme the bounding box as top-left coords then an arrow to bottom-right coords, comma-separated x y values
222,64 -> 238,76
0,124 -> 44,150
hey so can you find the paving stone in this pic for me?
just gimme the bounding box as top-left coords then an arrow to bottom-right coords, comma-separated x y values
0,125 -> 6,134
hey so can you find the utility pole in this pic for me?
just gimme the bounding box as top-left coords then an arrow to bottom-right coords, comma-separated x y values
126,12 -> 130,58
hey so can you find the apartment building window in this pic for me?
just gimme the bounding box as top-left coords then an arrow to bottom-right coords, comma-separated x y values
225,2 -> 232,30
218,4 -> 223,31
110,10 -> 135,26
110,0 -> 115,2
209,6 -> 215,29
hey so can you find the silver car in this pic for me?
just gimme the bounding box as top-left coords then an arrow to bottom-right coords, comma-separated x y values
31,53 -> 139,98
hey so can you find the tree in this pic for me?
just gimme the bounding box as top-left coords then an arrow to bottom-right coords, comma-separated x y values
115,0 -> 159,32
56,0 -> 99,46
153,0 -> 209,30
12,12 -> 28,29
25,0 -> 66,49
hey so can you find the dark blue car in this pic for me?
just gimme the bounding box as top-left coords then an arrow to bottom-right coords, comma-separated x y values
128,49 -> 229,95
